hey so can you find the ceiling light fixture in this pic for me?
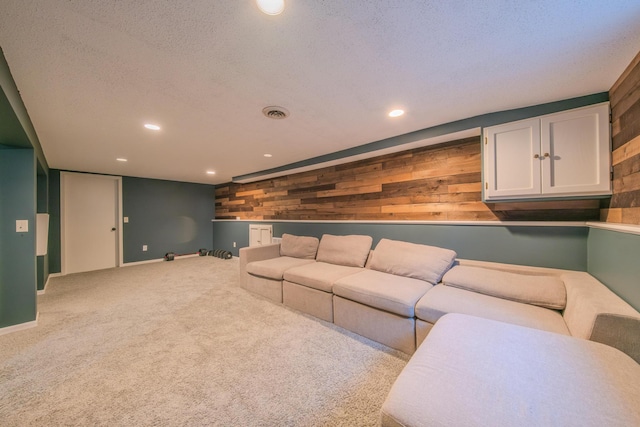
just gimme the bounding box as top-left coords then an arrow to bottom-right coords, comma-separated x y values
116,158 -> 128,162
256,0 -> 285,15
144,123 -> 161,130
389,109 -> 405,118
264,154 -> 273,158
206,170 -> 216,175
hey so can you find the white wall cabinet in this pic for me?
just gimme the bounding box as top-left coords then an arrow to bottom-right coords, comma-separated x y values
483,102 -> 611,201
249,224 -> 272,247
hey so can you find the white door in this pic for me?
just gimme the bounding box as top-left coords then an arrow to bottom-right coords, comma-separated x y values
484,118 -> 541,200
62,172 -> 122,274
540,103 -> 611,196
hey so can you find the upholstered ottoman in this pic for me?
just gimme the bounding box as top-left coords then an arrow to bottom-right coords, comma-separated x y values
381,313 -> 640,427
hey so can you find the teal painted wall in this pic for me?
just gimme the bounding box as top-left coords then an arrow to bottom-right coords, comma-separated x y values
36,171 -> 48,290
588,228 -> 640,311
212,221 -> 588,271
0,148 -> 37,327
122,176 -> 215,263
46,171 -> 215,269
47,170 -> 61,274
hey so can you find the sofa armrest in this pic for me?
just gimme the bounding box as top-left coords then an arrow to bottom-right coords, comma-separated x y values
562,272 -> 639,359
239,244 -> 281,288
590,314 -> 640,364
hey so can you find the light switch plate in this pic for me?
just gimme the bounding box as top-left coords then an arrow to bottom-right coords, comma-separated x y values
16,220 -> 29,232
124,217 -> 129,223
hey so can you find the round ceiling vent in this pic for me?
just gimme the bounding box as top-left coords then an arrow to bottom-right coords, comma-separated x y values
262,106 -> 290,119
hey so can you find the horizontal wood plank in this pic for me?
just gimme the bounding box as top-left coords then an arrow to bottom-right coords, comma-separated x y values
612,133 -> 640,166
215,136 -> 604,222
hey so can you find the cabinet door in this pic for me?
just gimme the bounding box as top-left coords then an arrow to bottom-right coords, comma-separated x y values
249,224 -> 273,246
484,118 -> 541,200
540,103 -> 611,196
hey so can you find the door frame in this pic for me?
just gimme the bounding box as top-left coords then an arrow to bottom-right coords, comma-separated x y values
60,172 -> 124,275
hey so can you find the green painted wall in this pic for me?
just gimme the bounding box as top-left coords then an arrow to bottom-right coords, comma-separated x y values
212,221 -> 589,271
46,171 -> 216,270
122,176 -> 215,263
0,147 -> 37,327
588,228 -> 640,311
0,48 -> 48,171
36,171 -> 48,290
47,170 -> 61,274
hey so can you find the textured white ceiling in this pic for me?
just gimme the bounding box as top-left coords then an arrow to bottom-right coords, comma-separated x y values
1,1 -> 639,184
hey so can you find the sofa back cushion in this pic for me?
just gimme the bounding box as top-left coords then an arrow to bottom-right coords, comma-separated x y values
279,233 -> 320,259
442,265 -> 567,310
369,239 -> 457,285
316,234 -> 373,267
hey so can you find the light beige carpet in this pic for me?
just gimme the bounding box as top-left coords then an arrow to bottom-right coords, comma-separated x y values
0,257 -> 408,426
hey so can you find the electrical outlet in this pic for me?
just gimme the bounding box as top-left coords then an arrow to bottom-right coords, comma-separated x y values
233,242 -> 236,248
142,245 -> 148,251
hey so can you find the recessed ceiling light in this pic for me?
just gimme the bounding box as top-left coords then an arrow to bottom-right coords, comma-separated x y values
116,158 -> 127,162
256,0 -> 285,15
389,109 -> 405,118
206,170 -> 216,175
264,154 -> 273,158
144,123 -> 161,130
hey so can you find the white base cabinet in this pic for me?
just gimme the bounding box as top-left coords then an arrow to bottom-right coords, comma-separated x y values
483,102 -> 612,201
249,224 -> 273,247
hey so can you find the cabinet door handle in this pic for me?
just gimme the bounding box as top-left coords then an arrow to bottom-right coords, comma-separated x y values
534,154 -> 540,159
544,153 -> 550,158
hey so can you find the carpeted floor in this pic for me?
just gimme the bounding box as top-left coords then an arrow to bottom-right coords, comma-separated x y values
0,257 -> 408,426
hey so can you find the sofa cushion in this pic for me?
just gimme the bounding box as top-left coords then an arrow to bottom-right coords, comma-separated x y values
381,313 -> 640,427
279,233 -> 319,259
283,262 -> 362,292
246,257 -> 315,280
442,265 -> 567,310
315,234 -> 373,267
333,269 -> 433,317
369,239 -> 456,285
415,285 -> 570,335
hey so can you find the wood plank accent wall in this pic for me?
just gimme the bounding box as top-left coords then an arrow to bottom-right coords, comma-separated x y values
216,136 -> 601,222
602,50 -> 640,225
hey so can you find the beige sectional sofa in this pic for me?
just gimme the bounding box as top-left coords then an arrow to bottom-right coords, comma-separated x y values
283,234 -> 373,323
332,238 -> 456,354
240,233 -> 640,426
382,313 -> 640,427
240,234 -> 456,354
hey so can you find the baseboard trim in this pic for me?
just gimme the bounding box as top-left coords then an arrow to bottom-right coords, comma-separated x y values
122,254 -> 200,267
0,312 -> 39,336
122,258 -> 164,267
38,272 -> 63,294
